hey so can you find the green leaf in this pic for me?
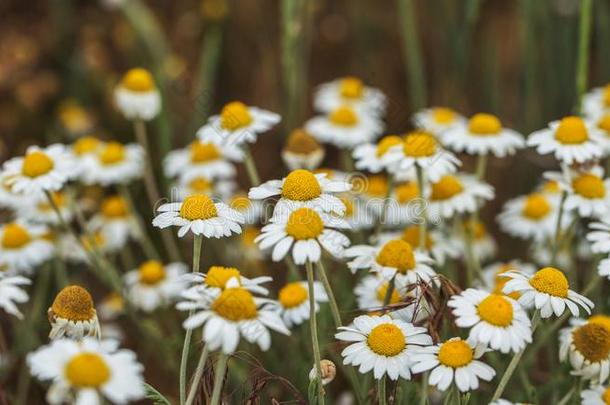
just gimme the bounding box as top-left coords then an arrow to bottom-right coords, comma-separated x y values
143,383 -> 171,405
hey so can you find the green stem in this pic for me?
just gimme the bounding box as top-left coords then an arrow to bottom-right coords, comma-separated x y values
306,260 -> 324,404
185,344 -> 209,405
377,376 -> 387,405
419,371 -> 429,405
415,165 -> 427,250
382,276 -> 396,308
397,0 -> 427,110
242,145 -> 261,186
475,154 -> 488,180
551,191 -> 567,267
575,0 -> 593,113
373,175 -> 395,240
316,260 -> 342,327
209,353 -> 228,405
118,184 -> 160,260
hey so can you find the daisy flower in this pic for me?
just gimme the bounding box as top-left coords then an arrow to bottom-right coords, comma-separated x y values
581,384 -> 610,405
70,136 -> 103,173
0,273 -> 30,319
163,138 -> 242,182
442,113 -> 525,157
344,239 -> 437,286
354,275 -> 405,310
353,174 -> 390,218
587,219 -> 610,254
27,337 -> 145,405
80,141 -> 144,186
276,280 -> 328,328
335,193 -> 375,231
197,101 -> 280,146
352,134 -> 403,173
114,67 -> 161,121
305,105 -> 384,150
527,116 -> 604,164
181,265 -> 271,299
502,267 -> 594,318
560,320 -> 610,383
176,277 -> 290,354
382,181 -> 422,226
460,219 -> 497,262
481,261 -> 536,299
17,191 -> 73,226
548,166 -> 610,219
448,289 -> 532,353
248,169 -> 351,215
313,76 -> 387,116
57,100 -> 95,139
0,221 -> 54,274
227,193 -> 263,225
413,107 -> 466,137
281,128 -> 325,171
335,314 -> 432,380
594,113 -> 610,154
2,144 -> 76,196
582,83 -> 610,119
378,225 -> 460,266
255,207 -> 350,264
411,338 -> 495,392
152,194 -> 244,238
427,174 -> 494,219
88,195 -> 138,251
124,260 -> 188,313
48,285 -> 101,340
173,175 -> 235,201
382,131 -> 461,183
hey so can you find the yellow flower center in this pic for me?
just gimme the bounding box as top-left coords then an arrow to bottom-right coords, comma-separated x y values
179,194 -> 218,220
572,173 -> 606,199
598,114 -> 610,134
542,180 -> 561,194
555,116 -> 589,144
529,267 -> 569,298
367,323 -> 406,356
189,177 -> 212,193
51,285 -> 96,321
477,294 -> 514,327
604,85 -> 610,107
430,176 -> 464,201
138,260 -> 166,285
375,135 -> 403,157
401,226 -> 433,250
190,141 -> 221,163
604,387 -> 610,405
589,315 -> 610,333
376,282 -> 401,304
101,196 -> 129,218
432,107 -> 457,124
281,169 -> 322,201
82,232 -> 105,252
73,136 -> 100,156
464,219 -> 487,240
438,339 -> 473,368
468,113 -> 502,136
22,151 -> 54,178
286,208 -> 324,240
493,264 -> 521,299
230,194 -> 251,212
403,131 -> 437,157
211,288 -> 258,321
521,193 -> 551,220
98,142 -> 126,165
65,353 -> 111,388
220,101 -> 252,130
241,226 -> 259,247
121,68 -> 155,92
329,106 -> 358,127
572,323 -> 610,362
1,223 -> 32,249
205,266 -> 241,288
102,293 -> 124,312
279,282 -> 308,308
38,192 -> 65,212
376,240 -> 416,274
365,175 -> 388,197
285,128 -> 320,154
395,181 -> 419,204
339,196 -> 355,217
339,76 -> 364,99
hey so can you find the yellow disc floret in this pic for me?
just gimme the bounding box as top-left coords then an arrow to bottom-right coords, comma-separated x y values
432,107 -> 457,124
375,135 -> 402,157
598,114 -> 610,134
438,338 -> 473,368
589,315 -> 610,333
401,226 -> 433,250
572,173 -> 606,199
205,266 -> 241,288
138,260 -> 166,285
403,131 -> 437,157
522,193 -> 551,220
430,175 -> 463,201
572,322 -> 610,362
211,287 -> 257,321
286,208 -> 324,240
279,282 -> 308,309
284,129 -> 320,154
281,169 -> 322,201
189,177 -> 212,193
220,101 -> 252,130
190,141 -> 221,163
376,240 -> 416,274
121,68 -> 155,92
51,285 -> 96,321
329,106 -> 358,127
1,223 -> 32,249
230,194 -> 251,211
339,76 -> 364,99
73,136 -> 100,156
179,194 -> 218,220
101,196 -> 129,218
468,113 -> 502,136
395,181 -> 419,204
65,353 -> 111,388
529,267 -> 569,298
339,196 -> 355,217
555,116 -> 589,144
98,142 -> 126,165
365,175 -> 388,197
376,282 -> 401,305
477,294 -> 514,327
367,323 -> 406,356
22,151 -> 54,177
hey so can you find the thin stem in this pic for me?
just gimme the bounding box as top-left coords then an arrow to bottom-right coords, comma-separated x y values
373,175 -> 395,240
243,145 -> 261,186
397,0 -> 427,110
575,0 -> 593,113
551,191 -> 567,267
209,353 -> 228,405
419,371 -> 429,405
382,276 -> 396,308
475,154 -> 488,180
179,235 -> 203,405
415,165 -> 427,250
306,260 -> 324,404
377,376 -> 387,405
316,260 -> 342,327
185,344 -> 210,405
118,184 -> 160,260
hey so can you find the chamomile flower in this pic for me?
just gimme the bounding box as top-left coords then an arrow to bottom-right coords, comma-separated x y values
354,275 -> 405,310
181,265 -> 271,298
448,289 -> 532,353
379,226 -> 460,266
281,128 -> 325,171
70,136 -> 102,173
411,338 -> 495,392
548,166 -> 610,219
124,260 -> 187,312
27,337 -> 145,405
255,207 -> 350,264
0,221 -> 54,274
382,181 -> 423,227
177,277 -> 290,354
413,107 -> 466,137
581,384 -> 610,405
527,116 -> 604,164
336,314 -> 432,380
173,175 -> 235,201
314,76 -> 387,116
481,261 -> 536,298
305,105 -> 384,149
460,219 -> 497,262
335,193 -> 375,230
17,191 -> 73,226
582,83 -> 610,119
114,67 -> 161,121
2,144 -> 77,196
344,239 -> 437,286
588,219 -> 610,254
276,281 -> 328,328
382,131 -> 461,183
227,193 -> 263,225
88,196 -> 138,251
502,267 -> 594,318
594,114 -> 610,154
498,192 -> 566,242
442,113 -> 524,157
352,135 -> 403,173
57,100 -> 95,138
80,141 -> 144,186
560,320 -> 610,383
197,101 -> 280,146
353,174 -> 390,218
152,194 -> 244,238
163,138 -> 242,182
0,173 -> 27,211
0,273 -> 30,319
427,174 -> 494,219
249,169 -> 351,215
48,285 -> 101,340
